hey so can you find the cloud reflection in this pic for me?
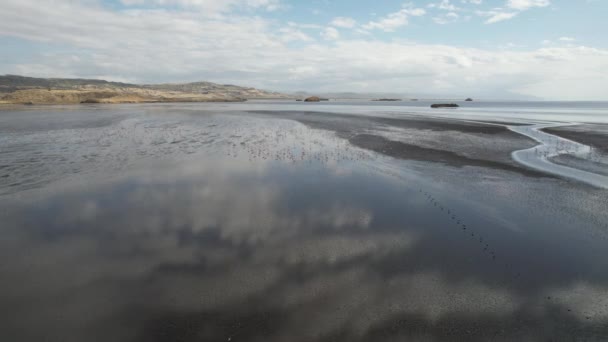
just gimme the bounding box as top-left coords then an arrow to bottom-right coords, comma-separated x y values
1,149 -> 608,342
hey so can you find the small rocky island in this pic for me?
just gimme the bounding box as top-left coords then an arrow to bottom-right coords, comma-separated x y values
465,98 -> 473,101
372,98 -> 402,102
431,103 -> 459,108
304,96 -> 321,102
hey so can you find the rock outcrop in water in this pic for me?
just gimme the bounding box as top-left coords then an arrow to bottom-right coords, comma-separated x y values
304,96 -> 321,102
465,98 -> 474,101
431,103 -> 459,108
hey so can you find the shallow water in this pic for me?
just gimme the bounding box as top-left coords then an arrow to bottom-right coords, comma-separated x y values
510,124 -> 608,189
215,99 -> 608,124
1,103 -> 608,341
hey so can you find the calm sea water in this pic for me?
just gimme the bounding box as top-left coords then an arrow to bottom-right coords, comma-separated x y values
232,100 -> 608,123
1,102 -> 607,341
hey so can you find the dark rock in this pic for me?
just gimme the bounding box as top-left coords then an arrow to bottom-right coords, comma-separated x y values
81,99 -> 100,104
304,96 -> 321,102
431,103 -> 459,108
465,98 -> 473,101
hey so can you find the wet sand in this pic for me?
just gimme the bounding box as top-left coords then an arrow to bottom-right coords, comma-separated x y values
251,110 -> 548,178
350,133 -> 550,177
1,104 -> 608,342
551,154 -> 608,177
543,124 -> 608,154
538,125 -> 608,181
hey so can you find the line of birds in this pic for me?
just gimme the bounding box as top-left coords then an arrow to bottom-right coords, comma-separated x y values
224,126 -> 373,164
220,122 -> 604,323
354,160 -> 602,323
419,188 -> 599,322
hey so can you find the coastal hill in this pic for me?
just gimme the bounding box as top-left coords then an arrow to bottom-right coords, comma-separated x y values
0,75 -> 289,105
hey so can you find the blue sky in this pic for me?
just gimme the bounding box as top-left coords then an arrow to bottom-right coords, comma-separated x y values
1,0 -> 607,99
274,0 -> 607,48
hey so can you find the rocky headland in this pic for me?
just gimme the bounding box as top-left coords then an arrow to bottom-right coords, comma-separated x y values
0,75 -> 289,105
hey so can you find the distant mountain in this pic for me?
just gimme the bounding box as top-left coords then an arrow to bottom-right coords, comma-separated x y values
0,75 -> 289,105
291,91 -> 410,100
142,81 -> 288,100
290,90 -> 542,102
0,75 -> 134,92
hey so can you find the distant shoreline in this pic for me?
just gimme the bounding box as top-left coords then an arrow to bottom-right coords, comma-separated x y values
0,97 -> 248,106
0,74 -> 290,106
0,97 -> 303,108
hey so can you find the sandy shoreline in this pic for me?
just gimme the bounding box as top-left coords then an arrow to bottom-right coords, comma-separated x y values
250,110 -> 550,178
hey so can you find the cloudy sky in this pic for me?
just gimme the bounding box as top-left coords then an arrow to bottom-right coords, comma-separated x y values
1,0 -> 607,99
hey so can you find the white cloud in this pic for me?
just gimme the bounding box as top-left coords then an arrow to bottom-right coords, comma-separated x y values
330,16 -> 356,29
559,36 -> 576,42
279,27 -> 314,42
431,0 -> 459,11
286,21 -> 322,29
483,11 -> 518,24
506,0 -> 550,11
121,0 -> 282,13
476,0 -> 550,24
0,0 -> 607,100
362,5 -> 426,32
321,27 -> 340,40
433,11 -> 460,24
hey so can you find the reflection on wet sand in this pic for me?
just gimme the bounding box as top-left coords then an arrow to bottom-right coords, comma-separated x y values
1,105 -> 608,341
2,157 -> 608,341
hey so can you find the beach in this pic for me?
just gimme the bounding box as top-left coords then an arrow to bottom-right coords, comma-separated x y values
1,101 -> 608,341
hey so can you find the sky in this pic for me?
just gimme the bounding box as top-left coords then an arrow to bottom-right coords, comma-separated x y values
1,0 -> 607,100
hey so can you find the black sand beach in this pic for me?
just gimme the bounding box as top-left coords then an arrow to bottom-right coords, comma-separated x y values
251,110 -> 549,178
1,103 -> 608,342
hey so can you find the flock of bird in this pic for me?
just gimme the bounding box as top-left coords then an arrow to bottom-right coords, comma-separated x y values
218,122 -> 604,323
531,136 -> 605,163
370,156 -> 607,323
366,159 -> 602,322
222,124 -> 373,165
